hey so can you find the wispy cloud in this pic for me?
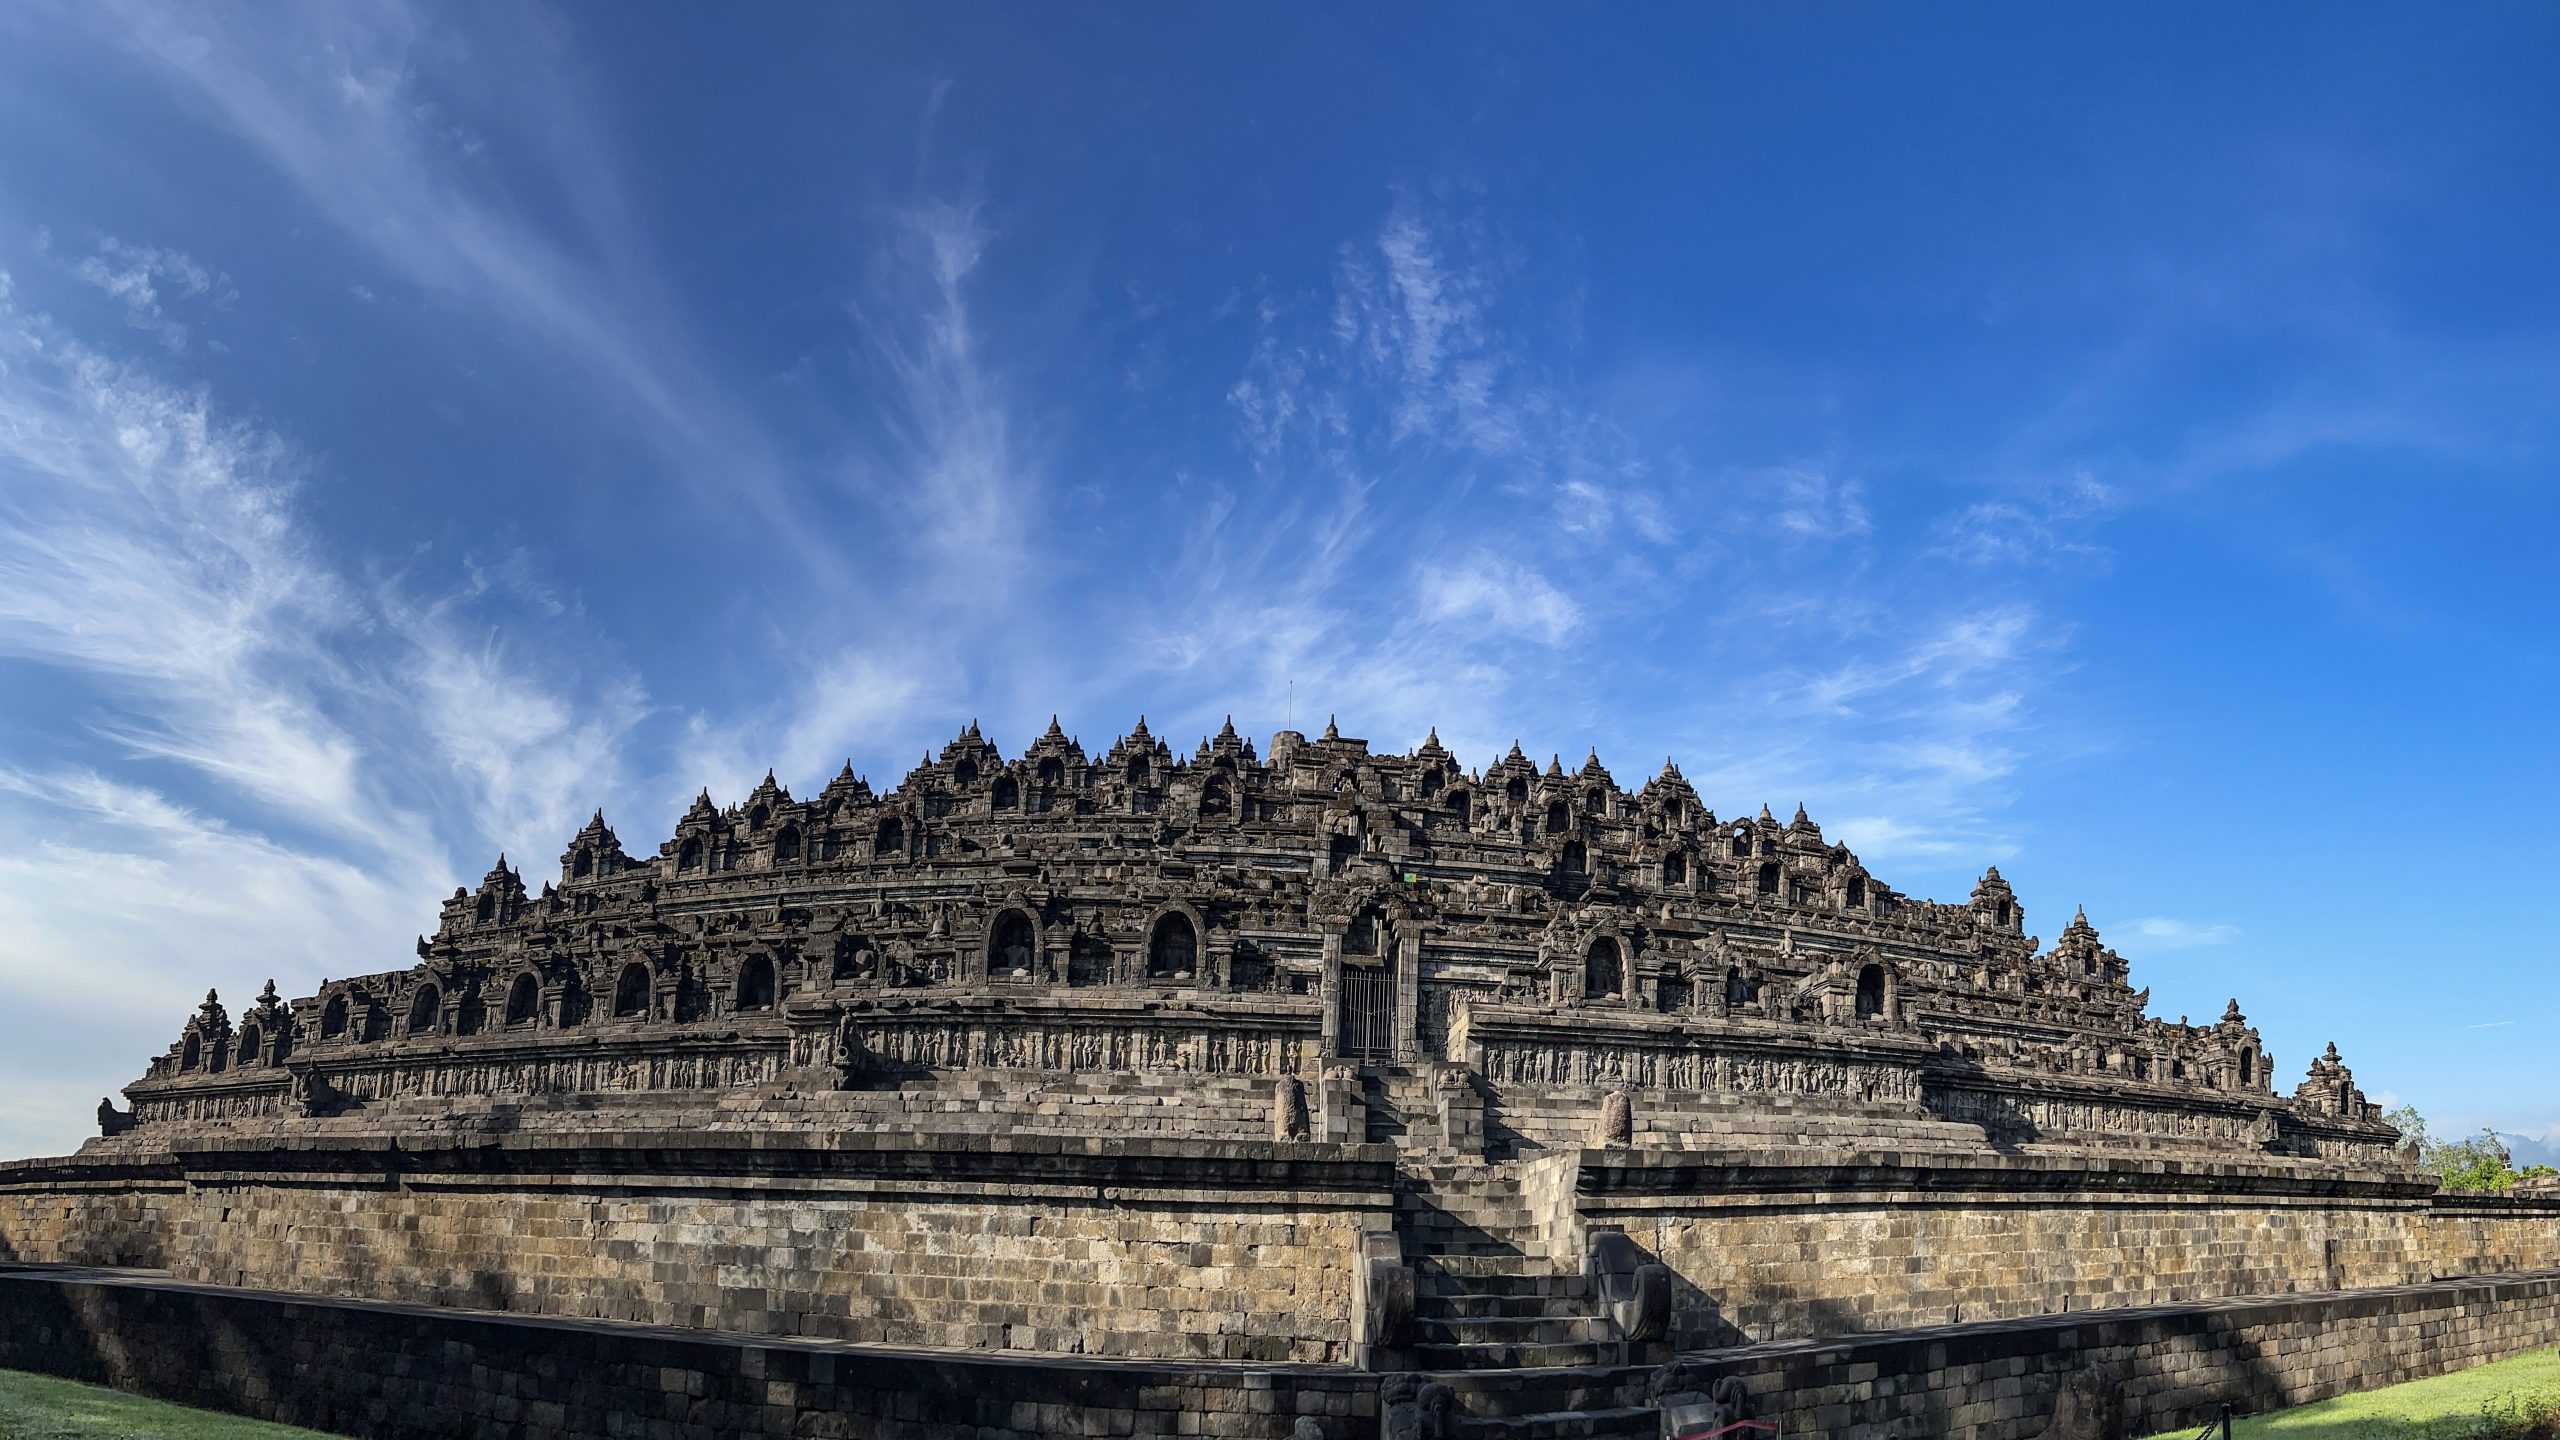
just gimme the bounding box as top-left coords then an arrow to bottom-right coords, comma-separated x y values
68,236 -> 228,350
1416,553 -> 1582,646
77,0 -> 830,577
2122,916 -> 2244,951
844,196 -> 1034,592
0,296 -> 388,846
1932,469 -> 2118,567
0,251 -> 652,1153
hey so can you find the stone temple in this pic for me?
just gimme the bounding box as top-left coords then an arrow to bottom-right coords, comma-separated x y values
3,716 -> 2555,1439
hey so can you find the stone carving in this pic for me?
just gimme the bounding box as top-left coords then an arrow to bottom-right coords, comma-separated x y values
1590,1230 -> 1671,1343
1274,1075 -> 1311,1142
287,1064 -> 339,1118
1596,1088 -> 1634,1147
95,1097 -> 136,1138
112,712 -> 2399,1167
1378,1374 -> 1456,1440
1649,1364 -> 1755,1439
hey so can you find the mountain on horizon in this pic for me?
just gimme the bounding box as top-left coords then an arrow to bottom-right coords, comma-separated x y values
2499,1132 -> 2560,1168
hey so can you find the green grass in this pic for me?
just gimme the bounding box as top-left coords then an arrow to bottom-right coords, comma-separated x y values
0,1370 -> 339,1440
2146,1350 -> 2560,1440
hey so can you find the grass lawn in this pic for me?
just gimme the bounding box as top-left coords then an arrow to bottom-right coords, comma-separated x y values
0,1370 -> 340,1440
2146,1350 -> 2560,1440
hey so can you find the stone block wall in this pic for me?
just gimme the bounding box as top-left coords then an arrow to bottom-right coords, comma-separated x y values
0,1133 -> 1393,1366
7,1262 -> 2559,1439
1431,1269 -> 2560,1438
1572,1149 -> 2560,1349
0,1267 -> 1377,1440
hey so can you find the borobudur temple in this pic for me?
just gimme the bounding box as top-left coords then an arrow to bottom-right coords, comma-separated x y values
6,715 -> 2554,1438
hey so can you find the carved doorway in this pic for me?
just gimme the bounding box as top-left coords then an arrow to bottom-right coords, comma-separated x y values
1339,962 -> 1395,1062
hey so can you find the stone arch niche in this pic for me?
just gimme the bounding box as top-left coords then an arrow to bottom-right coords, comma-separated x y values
560,972 -> 592,1027
1505,775 -> 1529,806
1584,936 -> 1626,1001
360,996 -> 391,1043
1724,965 -> 1758,1011
1448,789 -> 1472,825
1561,839 -> 1588,875
180,1032 -> 202,1071
320,993 -> 350,1041
1756,861 -> 1780,896
408,984 -> 442,1037
1344,904 -> 1386,960
234,1023 -> 261,1067
613,962 -> 652,1018
736,954 -> 778,1012
875,816 -> 905,859
1144,905 -> 1203,984
774,825 -> 801,863
453,988 -> 483,1037
991,774 -> 1019,810
1854,963 -> 1887,1021
1661,850 -> 1687,886
504,973 -> 541,1027
1545,800 -> 1570,835
1199,775 -> 1233,820
985,908 -> 1041,982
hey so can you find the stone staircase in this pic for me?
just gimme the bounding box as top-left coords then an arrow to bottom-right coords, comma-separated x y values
1395,1161 -> 1656,1438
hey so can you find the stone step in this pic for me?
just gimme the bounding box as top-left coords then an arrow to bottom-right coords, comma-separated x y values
1416,1315 -> 1609,1347
1453,1407 -> 1658,1440
1413,1235 -> 1546,1255
1426,1367 -> 1652,1418
1419,1252 -> 1545,1277
1420,1272 -> 1591,1301
1415,1340 -> 1621,1370
1420,1292 -> 1591,1320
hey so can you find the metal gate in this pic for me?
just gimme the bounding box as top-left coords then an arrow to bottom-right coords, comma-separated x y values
1339,964 -> 1395,1060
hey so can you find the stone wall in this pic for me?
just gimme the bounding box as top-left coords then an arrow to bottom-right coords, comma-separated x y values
0,1131 -> 1394,1366
7,1263 -> 2558,1440
1569,1148 -> 2560,1348
1433,1268 -> 2560,1439
0,1266 -> 1377,1440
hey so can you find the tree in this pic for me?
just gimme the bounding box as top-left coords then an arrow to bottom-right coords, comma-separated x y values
2387,1104 -> 2533,1193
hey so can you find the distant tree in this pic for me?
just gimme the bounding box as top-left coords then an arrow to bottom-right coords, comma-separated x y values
2388,1105 -> 2532,1193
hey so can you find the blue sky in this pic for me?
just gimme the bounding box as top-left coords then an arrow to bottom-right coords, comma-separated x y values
0,3 -> 2552,1159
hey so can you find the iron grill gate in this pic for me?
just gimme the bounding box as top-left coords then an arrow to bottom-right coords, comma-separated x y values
1340,964 -> 1395,1060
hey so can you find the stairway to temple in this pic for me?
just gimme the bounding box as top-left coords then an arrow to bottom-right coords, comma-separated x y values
1395,1160 -> 1658,1438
